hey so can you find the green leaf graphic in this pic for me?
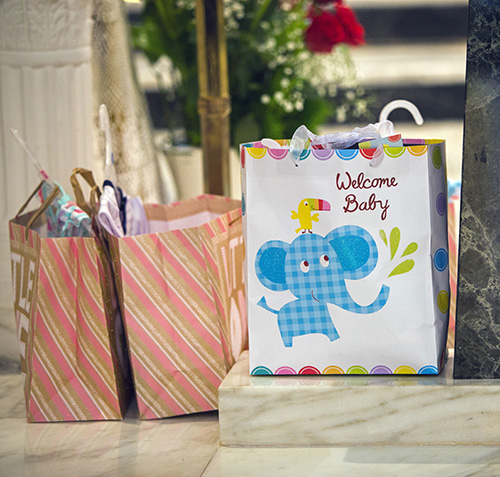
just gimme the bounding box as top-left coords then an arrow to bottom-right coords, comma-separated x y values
390,227 -> 400,261
402,242 -> 418,257
379,229 -> 388,246
389,259 -> 415,277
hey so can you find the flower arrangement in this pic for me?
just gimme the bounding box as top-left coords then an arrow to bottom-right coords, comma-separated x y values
133,0 -> 368,146
305,0 -> 365,52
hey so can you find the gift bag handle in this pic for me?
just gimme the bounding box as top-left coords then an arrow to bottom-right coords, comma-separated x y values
379,100 -> 424,125
16,181 -> 48,218
70,167 -> 99,217
89,185 -> 102,218
16,181 -> 61,240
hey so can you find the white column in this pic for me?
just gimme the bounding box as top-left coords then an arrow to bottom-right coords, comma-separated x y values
0,1 -> 94,312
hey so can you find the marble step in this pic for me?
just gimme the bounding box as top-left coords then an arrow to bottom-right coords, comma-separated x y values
350,41 -> 466,121
218,350 -> 500,447
352,0 -> 468,44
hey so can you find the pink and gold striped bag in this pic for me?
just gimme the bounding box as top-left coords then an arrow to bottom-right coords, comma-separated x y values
105,194 -> 247,419
9,182 -> 131,422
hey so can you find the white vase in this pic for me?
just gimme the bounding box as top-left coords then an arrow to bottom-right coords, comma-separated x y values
0,0 -> 94,311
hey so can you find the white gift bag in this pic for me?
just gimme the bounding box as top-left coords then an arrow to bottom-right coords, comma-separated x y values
241,138 -> 449,375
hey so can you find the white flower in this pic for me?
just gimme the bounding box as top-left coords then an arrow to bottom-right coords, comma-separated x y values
336,106 -> 347,123
354,100 -> 367,116
276,55 -> 287,65
328,85 -> 338,97
274,91 -> 284,102
280,78 -> 290,89
175,0 -> 195,9
266,38 -> 277,50
298,51 -> 310,62
345,90 -> 356,100
260,94 -> 271,105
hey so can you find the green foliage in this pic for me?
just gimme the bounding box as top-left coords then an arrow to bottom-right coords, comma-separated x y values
132,0 -> 366,146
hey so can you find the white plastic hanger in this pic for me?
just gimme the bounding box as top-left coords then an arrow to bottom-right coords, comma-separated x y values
99,104 -> 117,185
379,99 -> 424,125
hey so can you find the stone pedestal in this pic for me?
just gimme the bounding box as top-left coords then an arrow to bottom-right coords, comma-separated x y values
219,351 -> 500,447
454,0 -> 500,379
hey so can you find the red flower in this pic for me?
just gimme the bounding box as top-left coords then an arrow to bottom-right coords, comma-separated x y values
335,4 -> 365,46
305,8 -> 346,53
305,1 -> 365,53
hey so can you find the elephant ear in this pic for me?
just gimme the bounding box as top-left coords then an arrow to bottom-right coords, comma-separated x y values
255,240 -> 290,291
326,225 -> 378,280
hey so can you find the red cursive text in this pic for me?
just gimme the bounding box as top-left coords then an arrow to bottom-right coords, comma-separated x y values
343,193 -> 390,221
336,172 -> 398,191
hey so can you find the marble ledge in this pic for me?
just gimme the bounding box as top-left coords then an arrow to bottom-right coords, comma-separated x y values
2,371 -> 500,476
219,351 -> 500,447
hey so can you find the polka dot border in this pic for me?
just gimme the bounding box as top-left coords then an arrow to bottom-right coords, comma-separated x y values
433,248 -> 448,271
252,366 -> 273,375
243,143 -> 437,163
268,148 -> 288,160
275,366 -> 296,375
246,147 -> 267,159
299,366 -> 320,375
384,146 -> 405,158
312,149 -> 335,161
336,149 -> 358,161
437,290 -> 449,314
323,366 -> 344,375
251,365 -> 439,375
436,193 -> 447,216
432,146 -> 443,169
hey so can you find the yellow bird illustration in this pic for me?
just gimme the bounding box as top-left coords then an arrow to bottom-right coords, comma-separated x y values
291,198 -> 331,234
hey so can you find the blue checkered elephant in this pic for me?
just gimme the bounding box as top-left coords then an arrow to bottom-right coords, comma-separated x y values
255,225 -> 390,347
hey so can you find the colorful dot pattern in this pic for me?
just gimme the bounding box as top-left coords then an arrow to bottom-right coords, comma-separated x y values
438,290 -> 449,313
371,365 -> 392,374
268,148 -> 288,160
347,365 -> 368,374
408,145 -> 428,156
434,248 -> 448,271
384,147 -> 405,158
429,144 -> 449,320
432,146 -> 443,169
243,142 -> 438,162
436,193 -> 447,216
251,364 -> 438,375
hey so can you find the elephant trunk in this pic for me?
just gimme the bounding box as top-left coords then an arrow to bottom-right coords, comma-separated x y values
338,284 -> 390,314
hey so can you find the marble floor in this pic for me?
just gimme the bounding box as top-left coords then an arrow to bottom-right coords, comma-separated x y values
2,362 -> 500,476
